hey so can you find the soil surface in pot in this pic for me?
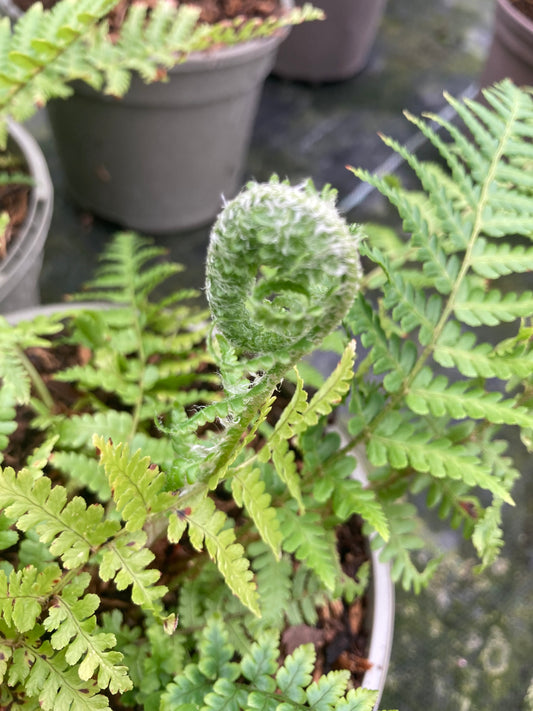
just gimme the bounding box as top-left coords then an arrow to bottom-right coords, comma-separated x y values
13,0 -> 283,26
4,333 -> 373,708
510,0 -> 533,21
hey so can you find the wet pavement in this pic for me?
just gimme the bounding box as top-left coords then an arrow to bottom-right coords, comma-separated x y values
21,0 -> 533,709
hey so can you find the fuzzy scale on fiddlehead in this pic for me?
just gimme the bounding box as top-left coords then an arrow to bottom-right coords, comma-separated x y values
205,177 -> 362,364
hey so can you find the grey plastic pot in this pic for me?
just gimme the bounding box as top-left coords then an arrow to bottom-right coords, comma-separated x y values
273,0 -> 387,83
42,8 -> 292,234
0,0 -> 21,21
0,120 -> 53,314
480,0 -> 533,87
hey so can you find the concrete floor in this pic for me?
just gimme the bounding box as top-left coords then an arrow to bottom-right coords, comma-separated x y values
19,0 -> 533,709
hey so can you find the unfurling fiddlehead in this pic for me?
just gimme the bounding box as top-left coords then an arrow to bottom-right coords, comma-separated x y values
205,177 -> 362,363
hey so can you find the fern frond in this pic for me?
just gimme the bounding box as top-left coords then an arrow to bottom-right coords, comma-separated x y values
0,313 -> 63,405
77,232 -> 183,305
168,492 -> 259,616
366,414 -> 513,503
0,563 -> 61,633
162,618 -> 381,711
11,642 -> 110,710
98,530 -> 167,612
296,340 -> 356,433
53,411 -> 134,449
346,295 -> 418,394
434,320 -> 533,379
454,285 -> 533,327
470,238 -> 533,278
42,572 -> 131,694
231,461 -> 282,559
406,368 -> 533,427
0,467 -> 120,569
95,436 -> 171,532
50,450 -> 111,501
279,508 -> 341,592
370,501 -> 440,593
248,540 -> 293,629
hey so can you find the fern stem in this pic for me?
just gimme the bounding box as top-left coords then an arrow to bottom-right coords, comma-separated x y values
16,346 -> 55,411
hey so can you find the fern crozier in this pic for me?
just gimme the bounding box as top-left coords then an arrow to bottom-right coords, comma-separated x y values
205,178 -> 362,358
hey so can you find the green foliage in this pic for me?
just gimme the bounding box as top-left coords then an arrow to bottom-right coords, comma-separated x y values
0,0 -> 322,146
344,80 -> 533,588
2,79 -> 533,710
162,617 -> 385,711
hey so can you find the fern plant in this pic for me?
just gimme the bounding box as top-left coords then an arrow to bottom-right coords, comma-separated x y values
0,0 -> 323,146
1,78 -> 532,710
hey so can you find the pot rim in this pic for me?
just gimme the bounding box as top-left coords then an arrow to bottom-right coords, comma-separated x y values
0,120 -> 53,299
498,0 -> 533,32
351,455 -> 394,707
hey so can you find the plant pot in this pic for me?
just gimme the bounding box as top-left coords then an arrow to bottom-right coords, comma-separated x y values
272,0 -> 387,83
480,0 -> 533,87
5,300 -> 394,708
0,120 -> 53,313
355,471 -> 395,706
42,18 -> 291,234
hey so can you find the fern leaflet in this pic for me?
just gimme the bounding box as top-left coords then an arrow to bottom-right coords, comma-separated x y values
0,467 -> 120,568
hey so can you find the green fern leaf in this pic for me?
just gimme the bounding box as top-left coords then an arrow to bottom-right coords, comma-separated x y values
162,664 -> 212,709
296,340 -> 356,432
305,669 -> 352,710
0,512 -> 18,550
42,572 -> 132,693
346,295 -> 417,393
434,320 -> 533,378
331,476 -> 389,541
279,508 -> 341,591
472,502 -> 505,570
98,531 -> 167,612
248,540 -> 293,629
231,462 -> 282,559
406,368 -> 533,427
370,501 -> 440,593
50,450 -> 111,501
0,564 -> 61,633
454,285 -> 533,327
198,617 -> 240,681
336,688 -> 380,711
18,643 -> 110,710
0,468 -> 120,569
470,238 -> 533,278
172,496 -> 260,616
276,643 -> 315,704
54,410 -> 134,449
240,632 -> 279,692
366,414 -> 513,503
95,436 -> 171,531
